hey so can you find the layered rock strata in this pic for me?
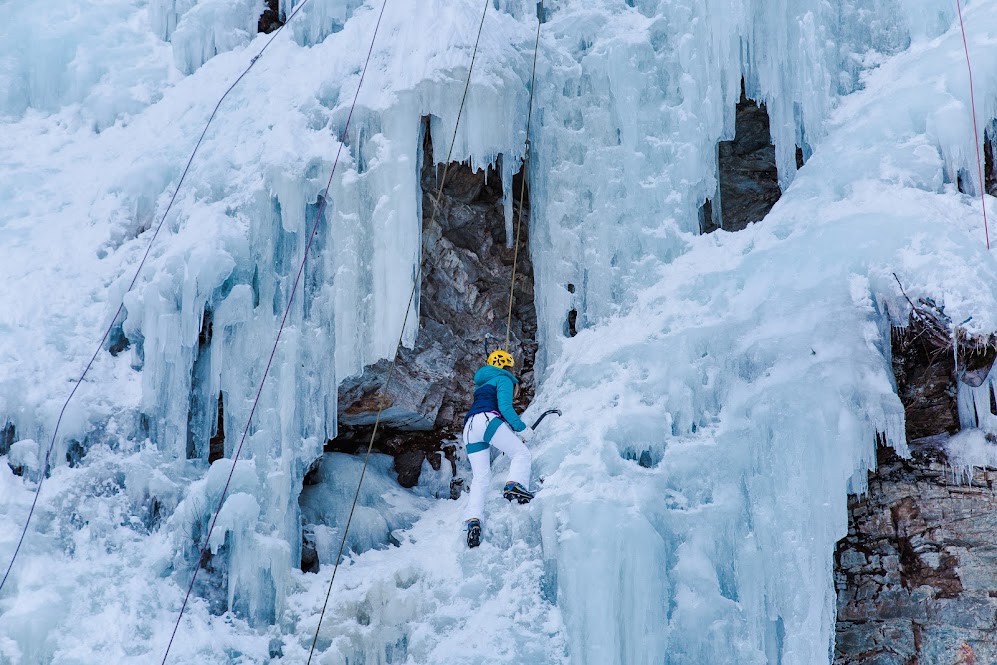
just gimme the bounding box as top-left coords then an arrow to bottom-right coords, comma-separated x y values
835,441 -> 997,665
835,306 -> 997,664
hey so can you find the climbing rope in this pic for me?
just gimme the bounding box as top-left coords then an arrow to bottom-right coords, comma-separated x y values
955,0 -> 991,250
0,0 -> 319,597
306,1 -> 490,661
504,0 -> 544,350
159,2 -> 390,663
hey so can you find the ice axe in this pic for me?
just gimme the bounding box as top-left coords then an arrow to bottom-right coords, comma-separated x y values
494,409 -> 560,460
531,409 -> 561,430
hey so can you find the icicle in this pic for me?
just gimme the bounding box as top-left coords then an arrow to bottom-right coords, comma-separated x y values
502,154 -> 515,247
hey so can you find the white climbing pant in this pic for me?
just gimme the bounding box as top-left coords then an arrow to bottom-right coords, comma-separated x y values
462,413 -> 532,523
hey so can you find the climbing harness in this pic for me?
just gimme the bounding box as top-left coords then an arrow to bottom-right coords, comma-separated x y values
158,2 -> 391,664
466,406 -> 559,496
0,0 -> 321,598
305,1 -> 492,662
504,0 -> 544,349
466,415 -> 505,455
955,0 -> 990,250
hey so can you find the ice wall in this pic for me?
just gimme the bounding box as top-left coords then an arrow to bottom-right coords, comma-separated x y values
1,0 -> 997,662
150,0 -> 264,74
529,0 -> 962,371
290,2 -> 997,662
0,0 -> 534,642
0,0 -> 176,129
115,0 -> 536,627
521,3 -> 997,659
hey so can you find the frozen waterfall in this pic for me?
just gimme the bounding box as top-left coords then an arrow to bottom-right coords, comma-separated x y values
1,0 -> 997,663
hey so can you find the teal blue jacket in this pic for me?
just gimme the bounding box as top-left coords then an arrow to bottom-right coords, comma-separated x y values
464,365 -> 527,431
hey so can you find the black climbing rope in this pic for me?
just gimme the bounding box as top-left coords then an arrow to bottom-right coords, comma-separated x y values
504,0 -> 544,349
305,1 -> 492,661
159,2 -> 391,663
0,0 -> 321,597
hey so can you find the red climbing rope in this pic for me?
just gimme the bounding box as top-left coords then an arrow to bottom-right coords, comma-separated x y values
0,0 -> 319,597
955,0 -> 991,250
159,2 -> 390,663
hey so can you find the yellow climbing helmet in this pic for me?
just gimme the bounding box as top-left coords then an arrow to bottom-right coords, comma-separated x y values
487,349 -> 515,370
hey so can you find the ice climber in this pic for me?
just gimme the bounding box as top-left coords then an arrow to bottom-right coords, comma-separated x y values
461,349 -> 535,548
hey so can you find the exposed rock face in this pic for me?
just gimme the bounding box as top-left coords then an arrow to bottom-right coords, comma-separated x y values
326,428 -> 451,489
1,421 -> 13,456
957,128 -> 995,198
891,302 -> 997,441
891,316 -> 960,441
835,305 -> 997,663
258,0 -> 283,34
333,121 -> 537,486
986,131 -> 995,197
701,89 -> 781,234
835,441 -> 997,665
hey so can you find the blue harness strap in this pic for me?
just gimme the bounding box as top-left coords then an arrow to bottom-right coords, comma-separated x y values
466,416 -> 503,455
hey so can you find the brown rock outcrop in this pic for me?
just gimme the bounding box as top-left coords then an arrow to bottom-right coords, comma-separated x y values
836,302 -> 997,664
835,441 -> 997,665
332,120 -> 537,486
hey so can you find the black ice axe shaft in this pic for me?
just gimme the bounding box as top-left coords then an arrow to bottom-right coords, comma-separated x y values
531,409 -> 561,429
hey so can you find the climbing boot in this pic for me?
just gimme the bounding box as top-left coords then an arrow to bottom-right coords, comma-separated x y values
466,518 -> 482,548
503,481 -> 534,504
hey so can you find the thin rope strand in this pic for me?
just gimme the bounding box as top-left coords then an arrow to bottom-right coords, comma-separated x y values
505,1 -> 543,350
305,1 -> 490,660
955,0 -> 990,250
160,2 -> 390,663
0,0 -> 318,597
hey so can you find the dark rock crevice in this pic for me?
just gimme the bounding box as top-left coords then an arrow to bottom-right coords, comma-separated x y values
209,394 -> 225,464
891,313 -> 959,441
258,0 -> 284,34
566,308 -> 578,338
1,421 -> 13,457
891,299 -> 997,440
986,129 -> 995,197
955,124 -> 996,198
700,85 -> 783,234
107,322 -> 130,356
186,307 -> 219,460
